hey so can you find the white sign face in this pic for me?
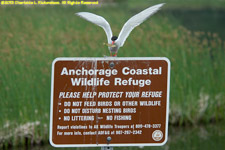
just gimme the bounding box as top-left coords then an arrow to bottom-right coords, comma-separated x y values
50,57 -> 170,147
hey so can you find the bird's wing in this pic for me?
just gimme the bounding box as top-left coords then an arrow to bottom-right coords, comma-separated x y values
117,3 -> 165,47
76,12 -> 113,44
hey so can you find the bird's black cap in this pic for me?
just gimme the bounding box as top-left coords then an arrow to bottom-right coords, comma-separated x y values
111,36 -> 118,41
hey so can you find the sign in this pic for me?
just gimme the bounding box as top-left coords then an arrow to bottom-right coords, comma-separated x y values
50,57 -> 170,147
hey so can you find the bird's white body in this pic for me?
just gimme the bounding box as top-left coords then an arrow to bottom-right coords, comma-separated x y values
76,3 -> 165,56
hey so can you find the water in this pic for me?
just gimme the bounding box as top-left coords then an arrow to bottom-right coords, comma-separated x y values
14,123 -> 225,150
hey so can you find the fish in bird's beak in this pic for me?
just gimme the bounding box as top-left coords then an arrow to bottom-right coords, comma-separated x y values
103,42 -> 116,48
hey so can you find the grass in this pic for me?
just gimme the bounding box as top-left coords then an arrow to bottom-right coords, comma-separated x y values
0,2 -> 225,148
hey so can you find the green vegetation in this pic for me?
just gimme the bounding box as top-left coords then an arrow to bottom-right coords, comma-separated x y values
0,1 -> 225,148
128,0 -> 225,9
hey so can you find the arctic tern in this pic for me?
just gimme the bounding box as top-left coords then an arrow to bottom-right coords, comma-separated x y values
76,3 -> 165,57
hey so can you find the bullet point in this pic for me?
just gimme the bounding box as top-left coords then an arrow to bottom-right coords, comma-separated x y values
59,110 -> 61,112
58,103 -> 61,105
59,117 -> 61,120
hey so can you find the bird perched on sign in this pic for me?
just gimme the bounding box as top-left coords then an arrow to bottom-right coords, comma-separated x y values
76,3 -> 165,57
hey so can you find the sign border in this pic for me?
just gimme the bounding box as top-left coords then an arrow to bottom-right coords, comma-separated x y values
49,57 -> 171,147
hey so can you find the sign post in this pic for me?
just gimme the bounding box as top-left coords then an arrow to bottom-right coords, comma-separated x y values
50,57 -> 170,147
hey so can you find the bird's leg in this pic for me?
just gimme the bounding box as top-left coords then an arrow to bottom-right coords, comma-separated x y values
110,52 -> 113,57
113,52 -> 117,57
